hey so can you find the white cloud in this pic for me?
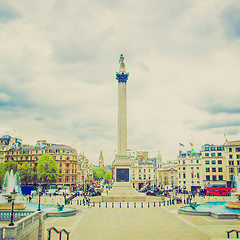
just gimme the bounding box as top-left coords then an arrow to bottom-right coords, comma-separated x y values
0,0 -> 240,164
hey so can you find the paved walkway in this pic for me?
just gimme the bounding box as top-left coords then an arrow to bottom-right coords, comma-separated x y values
45,207 -> 209,240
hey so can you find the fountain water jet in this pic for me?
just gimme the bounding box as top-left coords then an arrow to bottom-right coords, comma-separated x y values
226,174 -> 240,209
0,169 -> 24,210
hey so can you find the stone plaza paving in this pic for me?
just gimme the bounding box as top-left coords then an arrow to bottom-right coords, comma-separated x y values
43,198 -> 240,240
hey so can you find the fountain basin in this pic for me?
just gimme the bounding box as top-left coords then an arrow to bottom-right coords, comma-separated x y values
0,202 -> 25,210
178,202 -> 240,219
226,193 -> 240,209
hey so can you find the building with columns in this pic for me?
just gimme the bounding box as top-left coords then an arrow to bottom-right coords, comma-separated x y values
6,140 -> 78,190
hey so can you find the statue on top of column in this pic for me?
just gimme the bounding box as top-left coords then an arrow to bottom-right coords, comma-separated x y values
119,54 -> 126,72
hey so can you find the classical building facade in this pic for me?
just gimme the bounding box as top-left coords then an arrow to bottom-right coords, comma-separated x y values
177,149 -> 203,192
224,140 -> 240,187
201,144 -> 226,188
6,140 -> 78,190
0,135 -> 22,163
77,153 -> 93,190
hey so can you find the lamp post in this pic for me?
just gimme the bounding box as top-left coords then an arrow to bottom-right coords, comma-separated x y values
9,188 -> 18,226
183,185 -> 186,204
37,185 -> 42,211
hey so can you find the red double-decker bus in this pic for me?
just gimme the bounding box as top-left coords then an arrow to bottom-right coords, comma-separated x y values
206,187 -> 234,196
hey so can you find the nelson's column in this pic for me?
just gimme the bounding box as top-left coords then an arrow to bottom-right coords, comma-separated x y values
110,54 -> 143,197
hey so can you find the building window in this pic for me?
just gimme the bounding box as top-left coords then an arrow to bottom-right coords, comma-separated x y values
139,169 -> 141,172
212,168 -> 216,172
218,153 -> 222,157
60,162 -> 62,167
144,169 -> 146,172
229,148 -> 232,152
206,175 -> 210,181
133,175 -> 135,180
197,173 -> 199,178
183,160 -> 185,164
229,155 -> 233,159
218,160 -> 222,164
212,175 -> 217,181
237,155 -> 240,159
238,168 -> 240,173
217,146 -> 222,151
205,147 -> 209,151
144,175 -> 146,179
139,175 -> 141,180
212,160 -> 216,164
205,153 -> 209,157
211,153 -> 216,157
218,167 -> 222,172
229,168 -> 234,173
148,169 -> 150,172
183,173 -> 186,178
179,173 -> 181,178
236,148 -> 240,152
205,160 -> 210,164
196,160 -> 199,163
183,167 -> 185,170
148,175 -> 151,179
206,168 -> 210,172
238,161 -> 240,165
229,161 -> 234,166
60,156 -> 62,160
219,175 -> 223,180
59,169 -> 62,174
211,147 -> 216,151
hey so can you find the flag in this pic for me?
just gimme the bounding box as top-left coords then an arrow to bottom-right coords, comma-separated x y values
189,142 -> 193,147
179,143 -> 184,147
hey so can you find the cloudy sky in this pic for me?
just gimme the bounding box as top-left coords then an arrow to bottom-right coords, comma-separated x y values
0,0 -> 240,164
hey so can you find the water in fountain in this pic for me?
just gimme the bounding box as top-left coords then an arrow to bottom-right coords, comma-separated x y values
0,169 -> 23,203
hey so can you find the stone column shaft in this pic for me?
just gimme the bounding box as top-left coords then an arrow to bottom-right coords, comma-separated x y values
118,82 -> 127,156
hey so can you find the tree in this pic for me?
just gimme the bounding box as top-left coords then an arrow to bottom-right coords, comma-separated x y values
37,154 -> 58,184
103,171 -> 112,181
0,163 -> 6,187
18,162 -> 33,183
4,159 -> 17,174
92,167 -> 106,180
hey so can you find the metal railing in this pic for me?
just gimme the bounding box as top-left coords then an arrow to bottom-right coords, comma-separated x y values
47,226 -> 70,240
227,229 -> 240,238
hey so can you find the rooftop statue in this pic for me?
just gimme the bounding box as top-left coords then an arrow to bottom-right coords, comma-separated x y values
119,54 -> 126,72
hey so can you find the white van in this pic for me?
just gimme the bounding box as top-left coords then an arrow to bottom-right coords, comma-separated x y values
46,189 -> 57,195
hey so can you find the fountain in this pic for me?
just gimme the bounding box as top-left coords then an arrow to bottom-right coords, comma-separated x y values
0,169 -> 24,210
226,174 -> 240,209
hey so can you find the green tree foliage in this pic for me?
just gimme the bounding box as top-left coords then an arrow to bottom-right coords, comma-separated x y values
103,171 -> 111,181
0,163 -> 6,187
37,154 -> 58,184
4,159 -> 17,173
18,162 -> 33,183
92,167 -> 106,180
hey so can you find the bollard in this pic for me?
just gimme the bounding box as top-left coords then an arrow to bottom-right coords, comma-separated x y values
99,202 -> 101,208
170,200 -> 171,205
112,202 -> 114,208
164,201 -> 165,206
167,200 -> 169,205
141,202 -> 143,208
154,202 -> 155,207
80,200 -> 82,205
120,202 -> 121,208
106,202 -> 107,208
148,202 -> 150,208
127,202 -> 129,208
93,202 -> 95,207
134,202 -> 136,208
159,201 -> 161,207
77,200 -> 79,205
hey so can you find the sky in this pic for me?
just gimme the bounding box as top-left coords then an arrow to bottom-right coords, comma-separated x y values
0,0 -> 240,164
